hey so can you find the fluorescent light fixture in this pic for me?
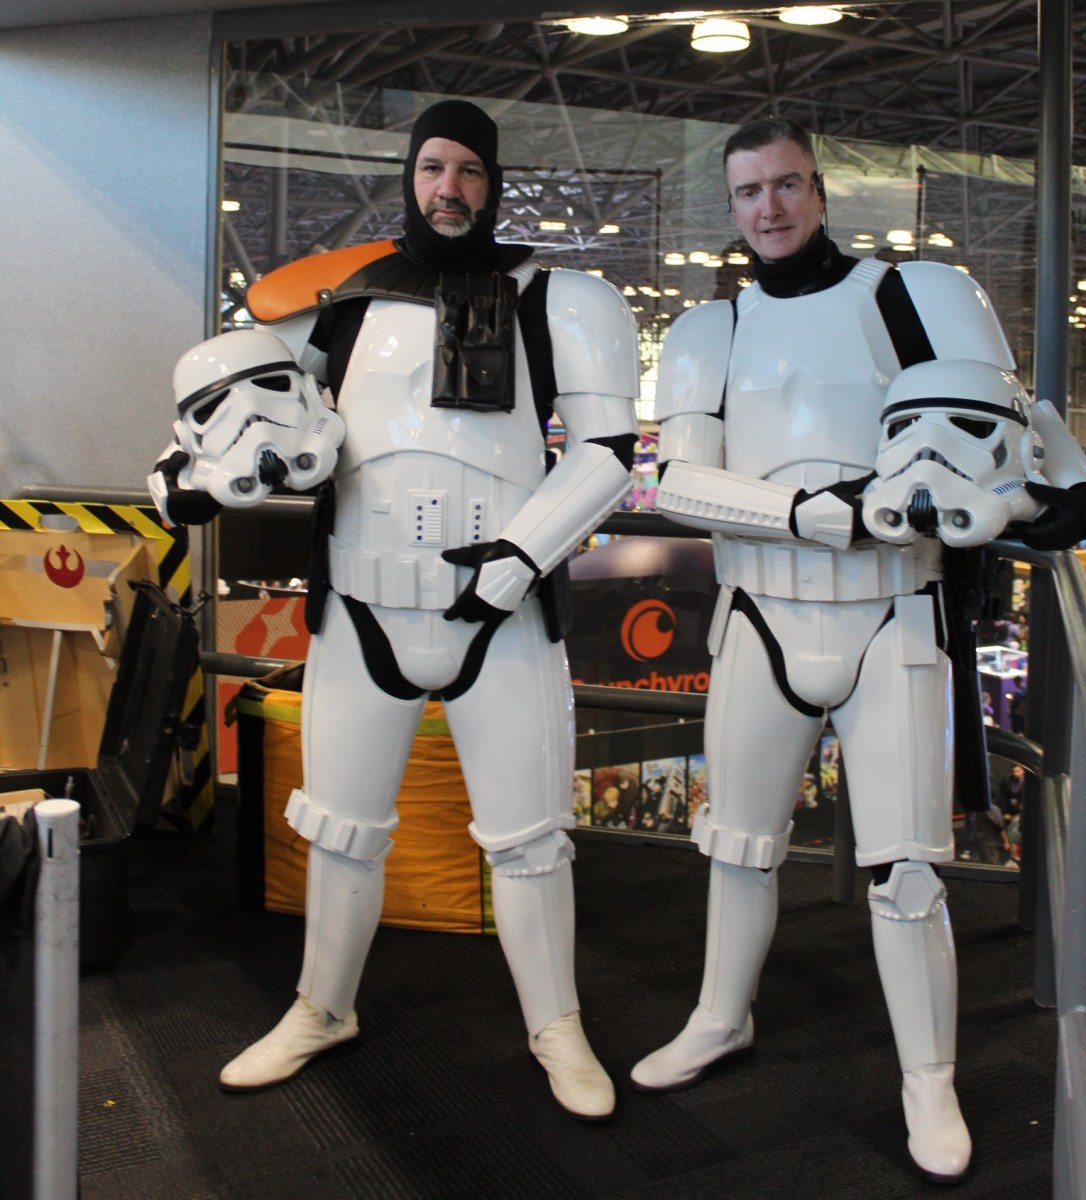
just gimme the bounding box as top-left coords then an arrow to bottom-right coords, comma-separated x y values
1077,279 -> 1086,290
663,251 -> 686,265
779,6 -> 843,26
726,250 -> 750,265
221,199 -> 241,212
886,229 -> 914,245
852,232 -> 874,241
688,249 -> 710,263
565,15 -> 628,35
599,223 -> 621,234
539,219 -> 567,231
704,256 -> 724,268
664,287 -> 681,296
623,285 -> 637,296
691,18 -> 750,52
683,299 -> 697,307
928,232 -> 954,247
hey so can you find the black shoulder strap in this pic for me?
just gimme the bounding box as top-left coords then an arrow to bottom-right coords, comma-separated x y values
515,269 -> 557,437
876,267 -> 936,368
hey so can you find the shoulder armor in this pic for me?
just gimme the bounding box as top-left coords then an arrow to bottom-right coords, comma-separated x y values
654,301 -> 733,421
546,269 -> 638,398
246,240 -> 398,323
900,261 -> 1015,369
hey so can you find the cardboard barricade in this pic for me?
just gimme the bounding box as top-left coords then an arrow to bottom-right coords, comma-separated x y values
231,668 -> 494,934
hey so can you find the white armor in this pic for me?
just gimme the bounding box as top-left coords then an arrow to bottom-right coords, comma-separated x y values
635,255 -> 1056,1178
185,262 -> 636,1086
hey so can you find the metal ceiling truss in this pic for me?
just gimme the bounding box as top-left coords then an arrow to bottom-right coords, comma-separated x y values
220,1 -> 1086,372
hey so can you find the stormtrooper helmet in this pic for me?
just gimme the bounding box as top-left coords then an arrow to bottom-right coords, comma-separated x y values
172,329 -> 344,508
862,358 -> 1044,548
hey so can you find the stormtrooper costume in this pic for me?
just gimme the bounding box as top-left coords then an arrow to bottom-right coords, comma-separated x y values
150,101 -> 639,1120
632,226 -> 1086,1181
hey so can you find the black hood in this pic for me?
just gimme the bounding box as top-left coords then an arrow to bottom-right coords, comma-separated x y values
400,99 -> 507,272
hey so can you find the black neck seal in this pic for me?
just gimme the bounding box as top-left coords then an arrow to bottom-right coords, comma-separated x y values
751,229 -> 856,298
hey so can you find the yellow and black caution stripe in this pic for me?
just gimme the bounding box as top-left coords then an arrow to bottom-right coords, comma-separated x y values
0,499 -> 213,831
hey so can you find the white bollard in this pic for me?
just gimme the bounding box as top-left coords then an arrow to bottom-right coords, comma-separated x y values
33,798 -> 80,1200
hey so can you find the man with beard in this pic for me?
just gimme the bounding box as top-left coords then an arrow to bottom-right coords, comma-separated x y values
150,99 -> 639,1120
632,116 -> 1086,1181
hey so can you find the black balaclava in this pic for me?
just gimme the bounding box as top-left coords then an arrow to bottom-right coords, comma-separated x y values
398,99 -> 507,272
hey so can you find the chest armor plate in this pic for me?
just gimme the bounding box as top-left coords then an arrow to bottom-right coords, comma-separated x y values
336,298 -> 545,486
726,260 -> 900,490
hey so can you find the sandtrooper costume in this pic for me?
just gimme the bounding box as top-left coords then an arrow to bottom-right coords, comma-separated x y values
632,230 -> 1086,1180
150,101 -> 639,1120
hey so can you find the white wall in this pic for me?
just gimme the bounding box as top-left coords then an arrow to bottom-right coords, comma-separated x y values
0,13 -> 214,499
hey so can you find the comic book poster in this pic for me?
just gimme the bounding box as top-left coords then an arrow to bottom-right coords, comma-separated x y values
686,753 -> 706,827
637,756 -> 688,834
573,768 -> 592,827
591,763 -> 641,830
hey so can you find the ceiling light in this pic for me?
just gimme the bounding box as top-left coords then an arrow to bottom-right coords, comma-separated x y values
683,299 -> 697,307
852,232 -> 874,241
598,223 -> 621,234
850,241 -> 873,250
688,249 -> 709,263
726,250 -> 749,265
221,199 -> 241,212
663,252 -> 686,265
664,287 -> 681,296
955,264 -> 971,275
565,15 -> 628,35
623,285 -> 637,296
1077,279 -> 1086,290
704,256 -> 724,268
539,219 -> 567,231
886,228 -> 914,245
779,6 -> 844,26
691,18 -> 750,52
928,232 -> 954,247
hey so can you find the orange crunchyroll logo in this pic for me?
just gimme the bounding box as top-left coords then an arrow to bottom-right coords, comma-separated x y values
43,545 -> 85,589
620,598 -> 675,662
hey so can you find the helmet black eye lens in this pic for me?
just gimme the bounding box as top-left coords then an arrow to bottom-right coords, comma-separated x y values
193,391 -> 228,424
887,416 -> 919,439
950,416 -> 997,438
254,374 -> 293,392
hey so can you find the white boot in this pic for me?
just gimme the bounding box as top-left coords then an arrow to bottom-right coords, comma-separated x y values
219,995 -> 359,1091
632,859 -> 773,1093
902,1063 -> 972,1183
630,1005 -> 754,1092
489,844 -> 614,1118
869,863 -> 970,1183
530,1011 -> 615,1120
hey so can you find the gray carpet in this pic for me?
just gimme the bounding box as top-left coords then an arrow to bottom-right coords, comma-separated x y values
9,798 -> 1058,1199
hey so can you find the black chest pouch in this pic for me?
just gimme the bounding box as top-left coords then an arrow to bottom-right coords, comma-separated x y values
432,271 -> 518,412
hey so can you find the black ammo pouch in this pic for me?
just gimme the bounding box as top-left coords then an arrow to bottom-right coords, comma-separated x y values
433,271 -> 518,412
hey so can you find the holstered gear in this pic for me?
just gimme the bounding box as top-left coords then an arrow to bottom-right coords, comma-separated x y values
433,271 -> 519,412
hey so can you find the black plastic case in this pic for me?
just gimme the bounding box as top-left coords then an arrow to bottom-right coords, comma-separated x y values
0,581 -> 200,968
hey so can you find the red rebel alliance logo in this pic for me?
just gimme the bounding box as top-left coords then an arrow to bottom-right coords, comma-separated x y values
43,544 -> 86,588
620,598 -> 676,662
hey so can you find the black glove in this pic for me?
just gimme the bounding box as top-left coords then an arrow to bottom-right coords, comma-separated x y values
441,538 -> 540,625
1021,481 -> 1086,551
152,450 -> 221,526
789,472 -> 875,545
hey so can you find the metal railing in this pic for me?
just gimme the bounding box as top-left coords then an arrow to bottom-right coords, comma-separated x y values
16,489 -> 1084,1197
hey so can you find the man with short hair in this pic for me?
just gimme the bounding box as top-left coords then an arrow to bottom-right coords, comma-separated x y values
634,116 -> 1086,1181
151,99 -> 640,1120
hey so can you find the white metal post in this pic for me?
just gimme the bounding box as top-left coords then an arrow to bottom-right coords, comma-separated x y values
33,798 -> 80,1200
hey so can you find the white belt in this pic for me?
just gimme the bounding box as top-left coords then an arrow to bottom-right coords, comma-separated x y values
328,536 -> 459,610
713,535 -> 941,602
